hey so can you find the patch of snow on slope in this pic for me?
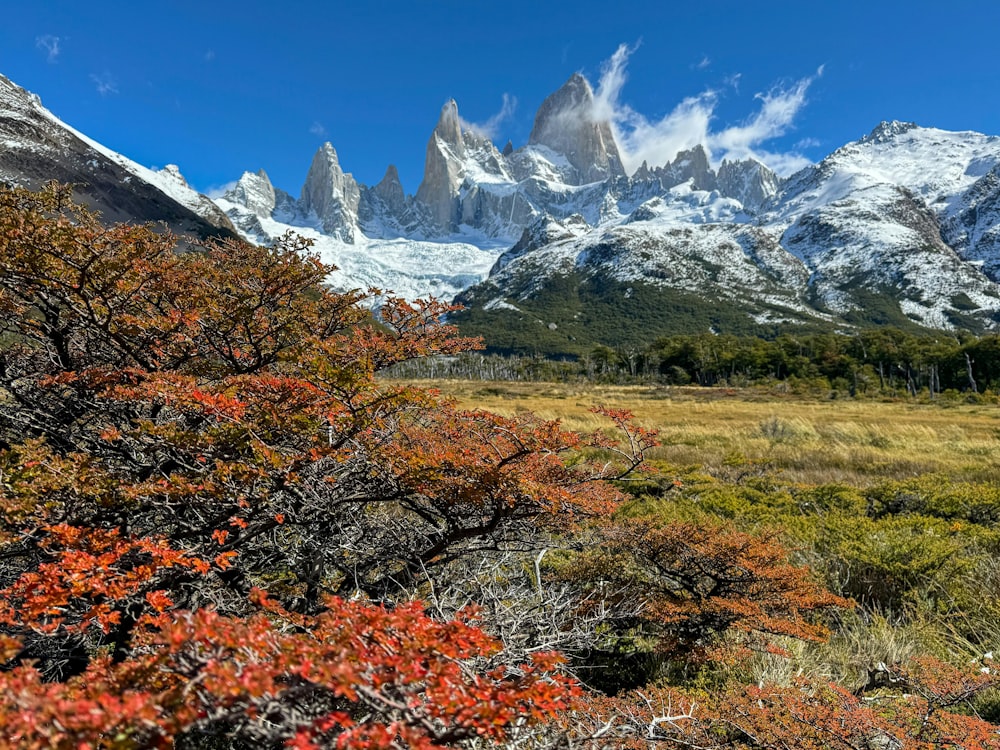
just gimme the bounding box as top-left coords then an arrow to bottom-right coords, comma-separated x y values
43,107 -> 219,219
215,198 -> 506,303
626,185 -> 748,226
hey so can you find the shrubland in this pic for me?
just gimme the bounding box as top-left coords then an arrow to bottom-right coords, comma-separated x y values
1,183 -> 998,748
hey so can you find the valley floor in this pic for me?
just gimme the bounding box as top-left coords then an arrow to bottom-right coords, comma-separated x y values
417,379 -> 1000,485
418,379 -> 1000,721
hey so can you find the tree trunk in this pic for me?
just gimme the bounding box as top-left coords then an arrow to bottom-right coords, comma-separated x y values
965,353 -> 979,393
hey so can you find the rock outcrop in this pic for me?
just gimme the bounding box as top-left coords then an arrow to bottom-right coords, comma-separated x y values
527,73 -> 626,185
717,158 -> 781,212
300,142 -> 361,242
652,145 -> 715,190
371,164 -> 406,216
414,100 -> 466,231
226,169 -> 277,218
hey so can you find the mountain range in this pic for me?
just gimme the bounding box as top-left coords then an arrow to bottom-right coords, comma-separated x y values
3,71 -> 1000,354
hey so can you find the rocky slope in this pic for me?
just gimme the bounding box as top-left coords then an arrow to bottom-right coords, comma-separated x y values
0,74 -> 237,241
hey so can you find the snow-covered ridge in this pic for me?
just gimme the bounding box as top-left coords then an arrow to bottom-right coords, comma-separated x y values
770,122 -> 1000,227
0,73 -> 234,234
458,120 -> 1000,334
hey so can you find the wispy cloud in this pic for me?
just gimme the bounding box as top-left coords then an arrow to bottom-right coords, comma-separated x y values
205,180 -> 238,199
35,35 -> 61,63
309,121 -> 328,138
591,42 -> 636,124
90,71 -> 118,96
711,77 -> 814,157
694,55 -> 711,70
461,93 -> 518,139
591,43 -> 821,176
204,49 -> 216,62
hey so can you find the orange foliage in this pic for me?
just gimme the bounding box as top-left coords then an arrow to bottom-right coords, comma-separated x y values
565,659 -> 1000,749
0,594 -> 578,749
0,184 -> 623,745
562,517 -> 850,665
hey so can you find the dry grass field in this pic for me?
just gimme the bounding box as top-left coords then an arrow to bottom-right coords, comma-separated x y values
411,380 -> 1000,486
408,379 -> 1000,691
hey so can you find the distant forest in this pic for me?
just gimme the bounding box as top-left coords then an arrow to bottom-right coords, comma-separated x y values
391,328 -> 1000,396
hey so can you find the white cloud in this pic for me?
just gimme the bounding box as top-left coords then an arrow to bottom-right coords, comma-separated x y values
205,180 -> 238,199
204,49 -> 216,62
591,42 -> 636,124
587,43 -> 821,176
695,55 -> 711,70
35,35 -> 61,63
90,71 -> 118,96
711,76 -> 814,159
618,92 -> 717,171
461,93 -> 518,139
309,121 -> 328,137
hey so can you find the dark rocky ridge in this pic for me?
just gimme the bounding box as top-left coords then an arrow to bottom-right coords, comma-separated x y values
0,74 -> 238,242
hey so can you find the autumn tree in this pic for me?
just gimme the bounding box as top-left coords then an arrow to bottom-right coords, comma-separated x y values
550,516 -> 849,694
0,183 -> 655,746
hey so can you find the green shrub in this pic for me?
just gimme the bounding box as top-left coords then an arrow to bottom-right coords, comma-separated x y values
813,514 -> 984,612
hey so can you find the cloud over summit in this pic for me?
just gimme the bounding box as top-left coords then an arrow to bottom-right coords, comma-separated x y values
590,44 -> 822,176
461,93 -> 518,140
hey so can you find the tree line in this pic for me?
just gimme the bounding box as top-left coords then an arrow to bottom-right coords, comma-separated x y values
392,328 -> 1000,396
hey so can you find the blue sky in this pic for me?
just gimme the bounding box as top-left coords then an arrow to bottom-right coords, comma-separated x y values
3,0 -> 999,196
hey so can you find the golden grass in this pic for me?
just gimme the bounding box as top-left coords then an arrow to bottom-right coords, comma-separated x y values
407,380 -> 1000,485
398,379 -> 1000,685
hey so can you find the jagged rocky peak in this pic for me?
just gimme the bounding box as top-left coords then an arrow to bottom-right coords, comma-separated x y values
717,158 -> 781,212
659,145 -> 715,190
501,139 -> 514,157
225,169 -> 277,218
157,164 -> 189,187
372,164 -> 407,214
861,120 -> 920,144
528,72 -> 626,185
415,100 -> 469,231
434,99 -> 465,153
300,142 -> 361,242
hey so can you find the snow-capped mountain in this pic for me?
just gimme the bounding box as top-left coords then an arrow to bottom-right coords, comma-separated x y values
0,73 -> 236,241
451,119 -> 1000,350
214,73 -> 786,308
764,122 -> 1000,328
4,68 -> 1000,353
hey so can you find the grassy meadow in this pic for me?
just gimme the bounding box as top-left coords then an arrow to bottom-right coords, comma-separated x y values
410,379 -> 1000,700
422,380 -> 1000,485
